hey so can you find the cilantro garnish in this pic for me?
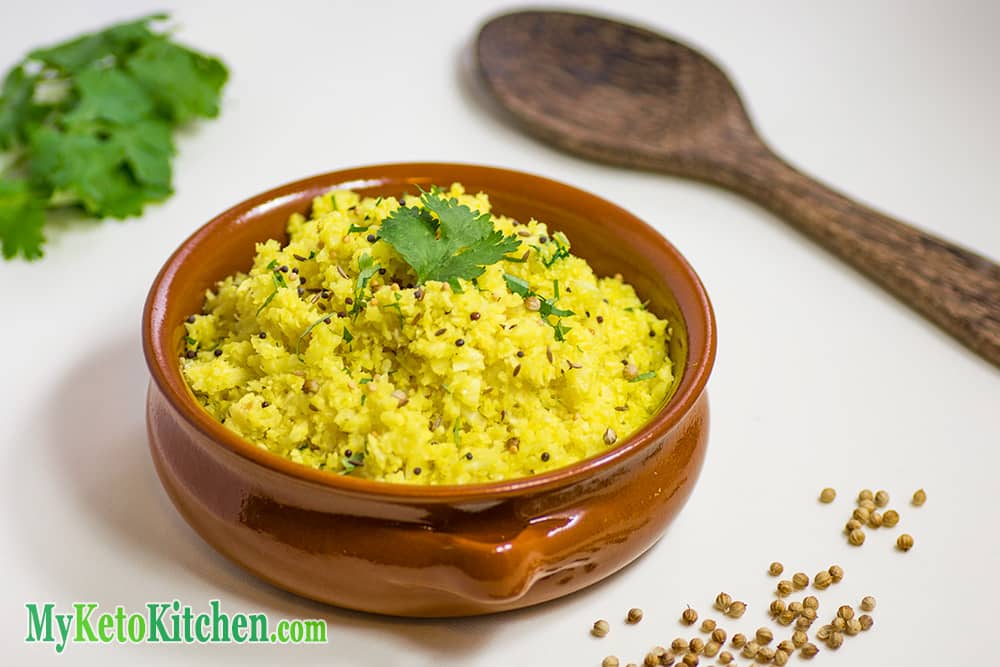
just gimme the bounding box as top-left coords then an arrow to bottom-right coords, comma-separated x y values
342,327 -> 353,343
347,224 -> 369,234
0,14 -> 228,260
503,273 -> 575,341
294,313 -> 332,360
339,449 -> 365,475
539,231 -> 571,268
629,371 -> 656,383
255,261 -> 288,316
350,252 -> 380,318
378,188 -> 521,291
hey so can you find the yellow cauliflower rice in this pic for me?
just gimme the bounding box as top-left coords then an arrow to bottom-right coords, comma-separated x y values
181,183 -> 674,484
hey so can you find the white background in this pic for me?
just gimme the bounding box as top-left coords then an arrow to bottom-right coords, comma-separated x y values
2,1 -> 998,665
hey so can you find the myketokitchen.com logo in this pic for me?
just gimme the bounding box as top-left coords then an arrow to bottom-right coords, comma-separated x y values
25,600 -> 328,653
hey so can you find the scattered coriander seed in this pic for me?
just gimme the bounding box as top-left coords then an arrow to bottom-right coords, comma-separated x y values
672,638 -> 688,652
711,628 -> 726,644
755,628 -> 773,645
758,646 -> 775,662
603,656 -> 620,667
773,648 -> 789,666
689,638 -> 705,654
681,653 -> 698,667
819,488 -> 836,503
795,615 -> 813,630
715,592 -> 733,612
816,625 -> 833,641
828,632 -> 844,650
681,607 -> 698,625
644,648 -> 667,667
718,651 -> 733,665
852,507 -> 870,523
777,610 -> 796,626
845,618 -> 862,636
814,571 -> 833,589
875,490 -> 890,507
627,607 -> 644,624
792,630 -> 808,648
731,633 -> 747,649
769,562 -> 784,576
592,619 -> 610,638
727,601 -> 746,618
777,640 -> 795,654
788,601 -> 804,615
524,295 -> 541,312
897,533 -> 914,551
776,580 -> 793,597
845,519 -> 862,533
803,595 -> 819,610
858,614 -> 874,631
860,596 -> 876,612
848,528 -> 866,546
792,572 -> 809,589
769,600 -> 786,616
603,428 -> 618,445
832,617 -> 846,632
801,608 -> 817,622
700,619 -> 716,633
828,565 -> 844,583
858,489 -> 874,502
801,643 -> 819,658
741,641 -> 760,659
912,488 -> 927,506
837,605 -> 855,621
859,499 -> 876,513
882,509 -> 900,527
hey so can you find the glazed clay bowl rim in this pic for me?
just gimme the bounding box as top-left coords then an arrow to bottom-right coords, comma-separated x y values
143,162 -> 716,503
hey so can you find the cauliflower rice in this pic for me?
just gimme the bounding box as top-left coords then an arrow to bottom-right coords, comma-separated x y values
181,184 -> 674,484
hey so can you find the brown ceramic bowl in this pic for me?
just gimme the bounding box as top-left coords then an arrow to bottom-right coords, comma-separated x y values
143,163 -> 716,617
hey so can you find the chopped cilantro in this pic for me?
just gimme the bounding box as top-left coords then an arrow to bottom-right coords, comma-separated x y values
379,188 -> 521,291
541,231 -> 571,267
351,252 -> 380,318
294,313 -> 332,360
502,272 -> 575,341
184,335 -> 197,346
347,224 -> 369,234
339,449 -> 365,475
629,371 -> 656,383
342,326 -> 353,343
0,14 -> 228,260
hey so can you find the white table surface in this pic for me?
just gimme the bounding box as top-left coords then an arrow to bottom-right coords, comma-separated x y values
2,1 -> 998,665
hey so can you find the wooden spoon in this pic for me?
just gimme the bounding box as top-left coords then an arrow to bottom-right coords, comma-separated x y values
477,10 -> 1000,367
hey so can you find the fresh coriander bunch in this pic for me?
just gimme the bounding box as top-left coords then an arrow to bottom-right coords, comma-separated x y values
0,13 -> 228,260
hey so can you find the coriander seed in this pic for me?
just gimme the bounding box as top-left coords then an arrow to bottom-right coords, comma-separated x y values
718,651 -> 733,665
689,638 -> 704,654
816,625 -> 833,641
828,632 -> 844,650
644,648 -> 667,667
858,489 -> 873,502
882,509 -> 900,527
819,487 -> 836,503
845,519 -> 862,532
803,595 -> 819,610
774,648 -> 789,666
875,490 -> 889,507
778,610 -> 795,625
852,507 -> 870,523
792,631 -> 808,648
731,633 -> 747,648
776,580 -> 793,597
777,640 -> 795,654
704,640 -> 720,658
795,615 -> 813,630
681,607 -> 698,625
673,638 -> 689,652
768,561 -> 784,576
681,653 -> 698,667
741,641 -> 759,659
711,628 -> 726,644
858,614 -> 874,631
801,643 -> 819,658
912,488 -> 926,506
860,596 -> 876,612
758,646 -> 775,662
845,618 -> 862,636
859,499 -> 876,513
814,570 -> 833,589
801,607 -> 817,621
727,601 -> 746,618
769,600 -> 786,616
603,656 -> 620,667
792,572 -> 809,589
828,564 -> 844,582
627,608 -> 644,624
832,617 -> 846,631
848,528 -> 866,546
592,619 -> 610,637
700,619 -> 716,633
788,601 -> 803,615
715,592 -> 732,612
755,628 -> 773,645
868,511 -> 883,528
897,533 -> 914,551
837,605 -> 855,620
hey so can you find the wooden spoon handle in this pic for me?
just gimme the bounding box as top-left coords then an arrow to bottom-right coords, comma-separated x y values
699,143 -> 1000,366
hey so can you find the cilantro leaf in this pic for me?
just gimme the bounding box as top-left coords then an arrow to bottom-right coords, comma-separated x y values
0,179 -> 46,259
64,66 -> 154,125
0,66 -> 36,150
126,38 -> 228,123
380,189 -> 520,287
28,14 -> 164,73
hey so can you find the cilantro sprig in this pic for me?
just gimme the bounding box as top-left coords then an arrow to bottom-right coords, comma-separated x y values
378,188 -> 521,291
256,259 -> 288,316
0,14 -> 228,260
504,273 -> 575,341
351,252 -> 380,318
